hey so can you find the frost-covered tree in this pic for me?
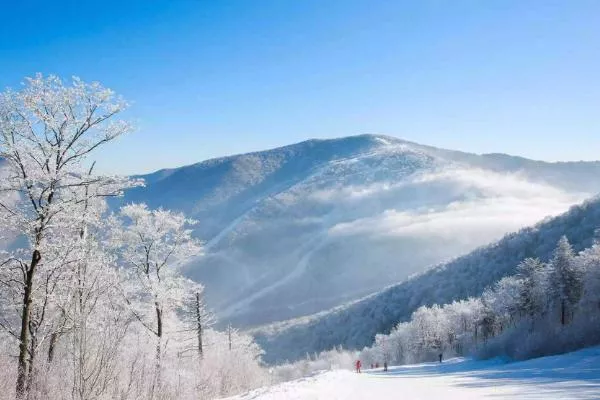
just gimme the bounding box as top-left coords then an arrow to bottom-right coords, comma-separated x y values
578,243 -> 600,313
481,276 -> 522,336
205,327 -> 266,396
111,203 -> 202,393
180,287 -> 214,361
411,305 -> 448,358
516,258 -> 548,320
444,298 -> 484,353
0,75 -> 133,398
548,236 -> 582,325
61,196 -> 133,400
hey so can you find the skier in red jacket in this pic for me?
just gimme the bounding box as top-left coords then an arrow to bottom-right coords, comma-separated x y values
355,360 -> 361,373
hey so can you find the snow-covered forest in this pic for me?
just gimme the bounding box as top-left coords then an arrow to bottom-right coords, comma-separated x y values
258,234 -> 600,381
360,235 -> 600,366
0,76 -> 270,400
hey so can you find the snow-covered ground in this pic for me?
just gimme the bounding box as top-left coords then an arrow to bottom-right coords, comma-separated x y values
229,347 -> 600,399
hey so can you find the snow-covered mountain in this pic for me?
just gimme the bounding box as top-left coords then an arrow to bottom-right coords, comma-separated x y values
120,135 -> 600,326
253,196 -> 600,363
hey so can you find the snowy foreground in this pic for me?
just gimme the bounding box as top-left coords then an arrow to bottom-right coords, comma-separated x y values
229,347 -> 600,399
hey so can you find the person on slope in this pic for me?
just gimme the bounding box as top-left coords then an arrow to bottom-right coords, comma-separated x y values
355,360 -> 362,373
383,361 -> 388,372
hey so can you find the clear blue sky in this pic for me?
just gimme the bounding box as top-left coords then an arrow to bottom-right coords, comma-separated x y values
1,0 -> 599,174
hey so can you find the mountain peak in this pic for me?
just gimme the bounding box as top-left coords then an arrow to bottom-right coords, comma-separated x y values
144,134 -> 416,178
118,136 -> 600,329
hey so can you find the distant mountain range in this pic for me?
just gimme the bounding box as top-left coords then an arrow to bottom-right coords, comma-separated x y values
118,135 -> 600,326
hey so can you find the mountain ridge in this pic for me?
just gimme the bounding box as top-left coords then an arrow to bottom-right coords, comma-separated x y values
116,134 -> 600,327
133,134 -> 600,178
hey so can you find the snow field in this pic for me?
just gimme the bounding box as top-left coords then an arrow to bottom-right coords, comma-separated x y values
229,346 -> 600,399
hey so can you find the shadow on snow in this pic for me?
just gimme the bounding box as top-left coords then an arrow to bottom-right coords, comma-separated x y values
365,347 -> 600,398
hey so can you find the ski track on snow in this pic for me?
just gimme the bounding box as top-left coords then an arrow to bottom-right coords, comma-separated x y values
219,233 -> 329,318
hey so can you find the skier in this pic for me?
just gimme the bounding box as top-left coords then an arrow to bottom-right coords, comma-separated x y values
439,353 -> 443,363
355,360 -> 362,373
375,362 -> 379,369
383,361 -> 388,372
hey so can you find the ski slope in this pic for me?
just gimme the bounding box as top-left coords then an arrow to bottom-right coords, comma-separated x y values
230,347 -> 600,399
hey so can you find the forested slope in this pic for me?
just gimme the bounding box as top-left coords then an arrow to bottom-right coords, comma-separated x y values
255,196 -> 600,363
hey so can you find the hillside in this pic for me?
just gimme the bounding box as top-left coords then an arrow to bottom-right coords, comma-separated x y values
253,196 -> 600,363
119,135 -> 600,326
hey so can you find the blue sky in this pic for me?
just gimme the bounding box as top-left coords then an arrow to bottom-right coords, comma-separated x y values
1,0 -> 599,174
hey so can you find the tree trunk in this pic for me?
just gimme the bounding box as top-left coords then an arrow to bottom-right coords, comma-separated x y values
47,312 -> 64,366
154,301 -> 163,396
16,249 -> 41,400
47,332 -> 57,364
26,334 -> 37,396
154,338 -> 161,398
227,324 -> 232,351
195,292 -> 203,359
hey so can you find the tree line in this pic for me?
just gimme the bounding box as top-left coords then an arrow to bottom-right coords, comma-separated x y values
0,75 -> 268,400
360,234 -> 600,366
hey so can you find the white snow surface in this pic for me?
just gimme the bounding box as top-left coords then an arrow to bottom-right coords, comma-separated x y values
229,347 -> 600,399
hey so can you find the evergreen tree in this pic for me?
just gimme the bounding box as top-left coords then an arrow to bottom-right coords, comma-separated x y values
516,257 -> 546,319
548,236 -> 582,325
